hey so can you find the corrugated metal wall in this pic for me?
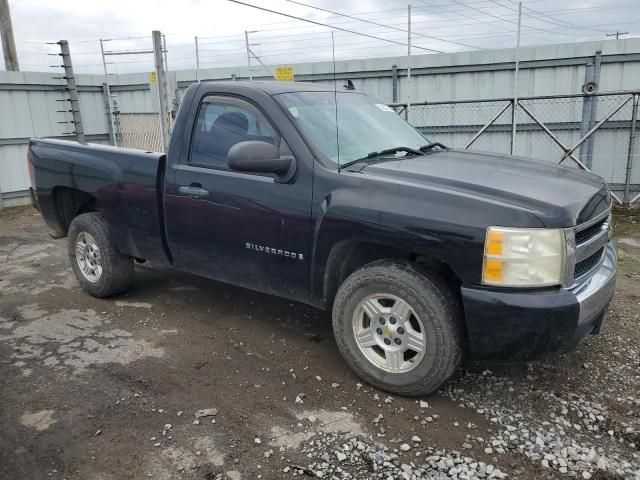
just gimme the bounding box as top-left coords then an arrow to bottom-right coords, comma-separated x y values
1,38 -> 640,206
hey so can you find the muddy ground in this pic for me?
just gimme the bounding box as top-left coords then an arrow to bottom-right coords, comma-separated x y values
0,205 -> 638,480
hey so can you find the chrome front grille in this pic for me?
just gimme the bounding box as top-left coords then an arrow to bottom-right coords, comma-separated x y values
572,209 -> 611,281
575,247 -> 605,278
575,218 -> 608,244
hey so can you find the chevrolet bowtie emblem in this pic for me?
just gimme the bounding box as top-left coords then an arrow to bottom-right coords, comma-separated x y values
385,326 -> 392,337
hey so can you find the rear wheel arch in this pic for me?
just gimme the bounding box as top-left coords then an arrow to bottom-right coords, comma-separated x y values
52,186 -> 99,233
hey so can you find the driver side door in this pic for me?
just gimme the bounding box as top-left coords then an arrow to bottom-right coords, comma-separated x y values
165,94 -> 312,300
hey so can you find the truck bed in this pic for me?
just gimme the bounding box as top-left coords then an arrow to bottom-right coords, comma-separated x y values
29,138 -> 169,264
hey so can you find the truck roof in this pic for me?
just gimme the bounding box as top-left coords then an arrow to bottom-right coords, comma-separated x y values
199,80 -> 357,96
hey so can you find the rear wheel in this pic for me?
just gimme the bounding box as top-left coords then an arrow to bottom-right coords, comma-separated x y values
68,212 -> 134,297
332,261 -> 463,396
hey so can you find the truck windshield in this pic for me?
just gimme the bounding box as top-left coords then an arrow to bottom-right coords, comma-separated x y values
274,91 -> 429,166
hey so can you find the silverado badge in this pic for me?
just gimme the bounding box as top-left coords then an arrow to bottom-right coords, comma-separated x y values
245,243 -> 304,260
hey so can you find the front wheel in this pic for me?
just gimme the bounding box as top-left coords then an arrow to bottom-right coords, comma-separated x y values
68,212 -> 134,298
332,261 -> 463,396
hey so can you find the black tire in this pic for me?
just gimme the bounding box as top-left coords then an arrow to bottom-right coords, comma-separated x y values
332,260 -> 463,396
67,212 -> 134,298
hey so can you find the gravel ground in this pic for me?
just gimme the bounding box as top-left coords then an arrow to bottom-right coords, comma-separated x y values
0,205 -> 638,480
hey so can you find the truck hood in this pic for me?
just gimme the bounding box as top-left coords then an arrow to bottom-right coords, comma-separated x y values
355,149 -> 610,227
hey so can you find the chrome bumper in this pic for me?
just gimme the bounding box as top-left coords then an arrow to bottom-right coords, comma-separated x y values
571,240 -> 617,325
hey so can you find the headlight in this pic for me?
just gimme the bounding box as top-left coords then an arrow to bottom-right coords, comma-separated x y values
482,227 -> 566,287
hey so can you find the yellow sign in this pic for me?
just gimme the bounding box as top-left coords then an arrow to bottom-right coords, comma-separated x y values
149,71 -> 158,86
275,66 -> 294,82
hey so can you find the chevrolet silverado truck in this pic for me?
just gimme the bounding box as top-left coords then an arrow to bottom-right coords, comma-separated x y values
28,81 -> 617,395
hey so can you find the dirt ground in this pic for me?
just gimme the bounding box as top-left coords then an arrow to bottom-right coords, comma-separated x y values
0,205 -> 638,480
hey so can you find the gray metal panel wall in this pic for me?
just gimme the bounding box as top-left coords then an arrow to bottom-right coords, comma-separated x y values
2,38 -> 640,200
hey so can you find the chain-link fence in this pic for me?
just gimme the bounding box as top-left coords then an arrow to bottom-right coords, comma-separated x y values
113,112 -> 164,152
402,91 -> 640,205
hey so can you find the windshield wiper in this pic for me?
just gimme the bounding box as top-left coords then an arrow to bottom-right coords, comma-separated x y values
340,146 -> 423,169
419,142 -> 448,152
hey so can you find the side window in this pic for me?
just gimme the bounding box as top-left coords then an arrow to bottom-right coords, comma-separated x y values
190,97 -> 277,170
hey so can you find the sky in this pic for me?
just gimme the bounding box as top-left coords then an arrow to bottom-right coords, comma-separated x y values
2,0 -> 640,75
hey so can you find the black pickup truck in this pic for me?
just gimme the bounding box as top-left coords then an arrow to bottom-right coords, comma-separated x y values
28,81 -> 616,395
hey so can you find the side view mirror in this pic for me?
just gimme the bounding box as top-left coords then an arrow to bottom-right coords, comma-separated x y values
228,141 -> 295,181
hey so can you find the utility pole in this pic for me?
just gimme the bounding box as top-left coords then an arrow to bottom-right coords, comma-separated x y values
58,40 -> 85,143
0,0 -> 20,71
606,31 -> 628,40
152,30 -> 170,152
510,1 -> 522,155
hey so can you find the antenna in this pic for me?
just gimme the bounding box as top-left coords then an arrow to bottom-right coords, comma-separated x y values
332,31 -> 341,171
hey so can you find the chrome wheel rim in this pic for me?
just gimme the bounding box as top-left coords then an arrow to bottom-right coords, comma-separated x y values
352,293 -> 426,373
75,232 -> 103,283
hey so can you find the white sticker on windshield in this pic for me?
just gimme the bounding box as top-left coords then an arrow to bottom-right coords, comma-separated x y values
375,103 -> 395,112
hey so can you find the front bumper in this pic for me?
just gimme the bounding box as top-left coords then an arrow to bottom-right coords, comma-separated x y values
461,241 -> 617,360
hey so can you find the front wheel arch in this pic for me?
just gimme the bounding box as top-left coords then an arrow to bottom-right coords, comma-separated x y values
320,240 -> 461,311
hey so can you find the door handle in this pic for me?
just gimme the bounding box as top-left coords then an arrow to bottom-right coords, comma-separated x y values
179,185 -> 209,197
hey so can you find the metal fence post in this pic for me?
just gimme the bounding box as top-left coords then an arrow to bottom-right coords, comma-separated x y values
244,30 -> 252,81
100,39 -> 117,146
152,30 -> 170,152
585,51 -> 602,168
392,64 -> 398,103
579,62 -> 595,163
58,40 -> 85,144
510,1 -> 522,155
112,98 -> 122,147
102,83 -> 115,145
406,4 -> 411,122
624,94 -> 639,205
162,34 -> 169,73
510,99 -> 516,154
